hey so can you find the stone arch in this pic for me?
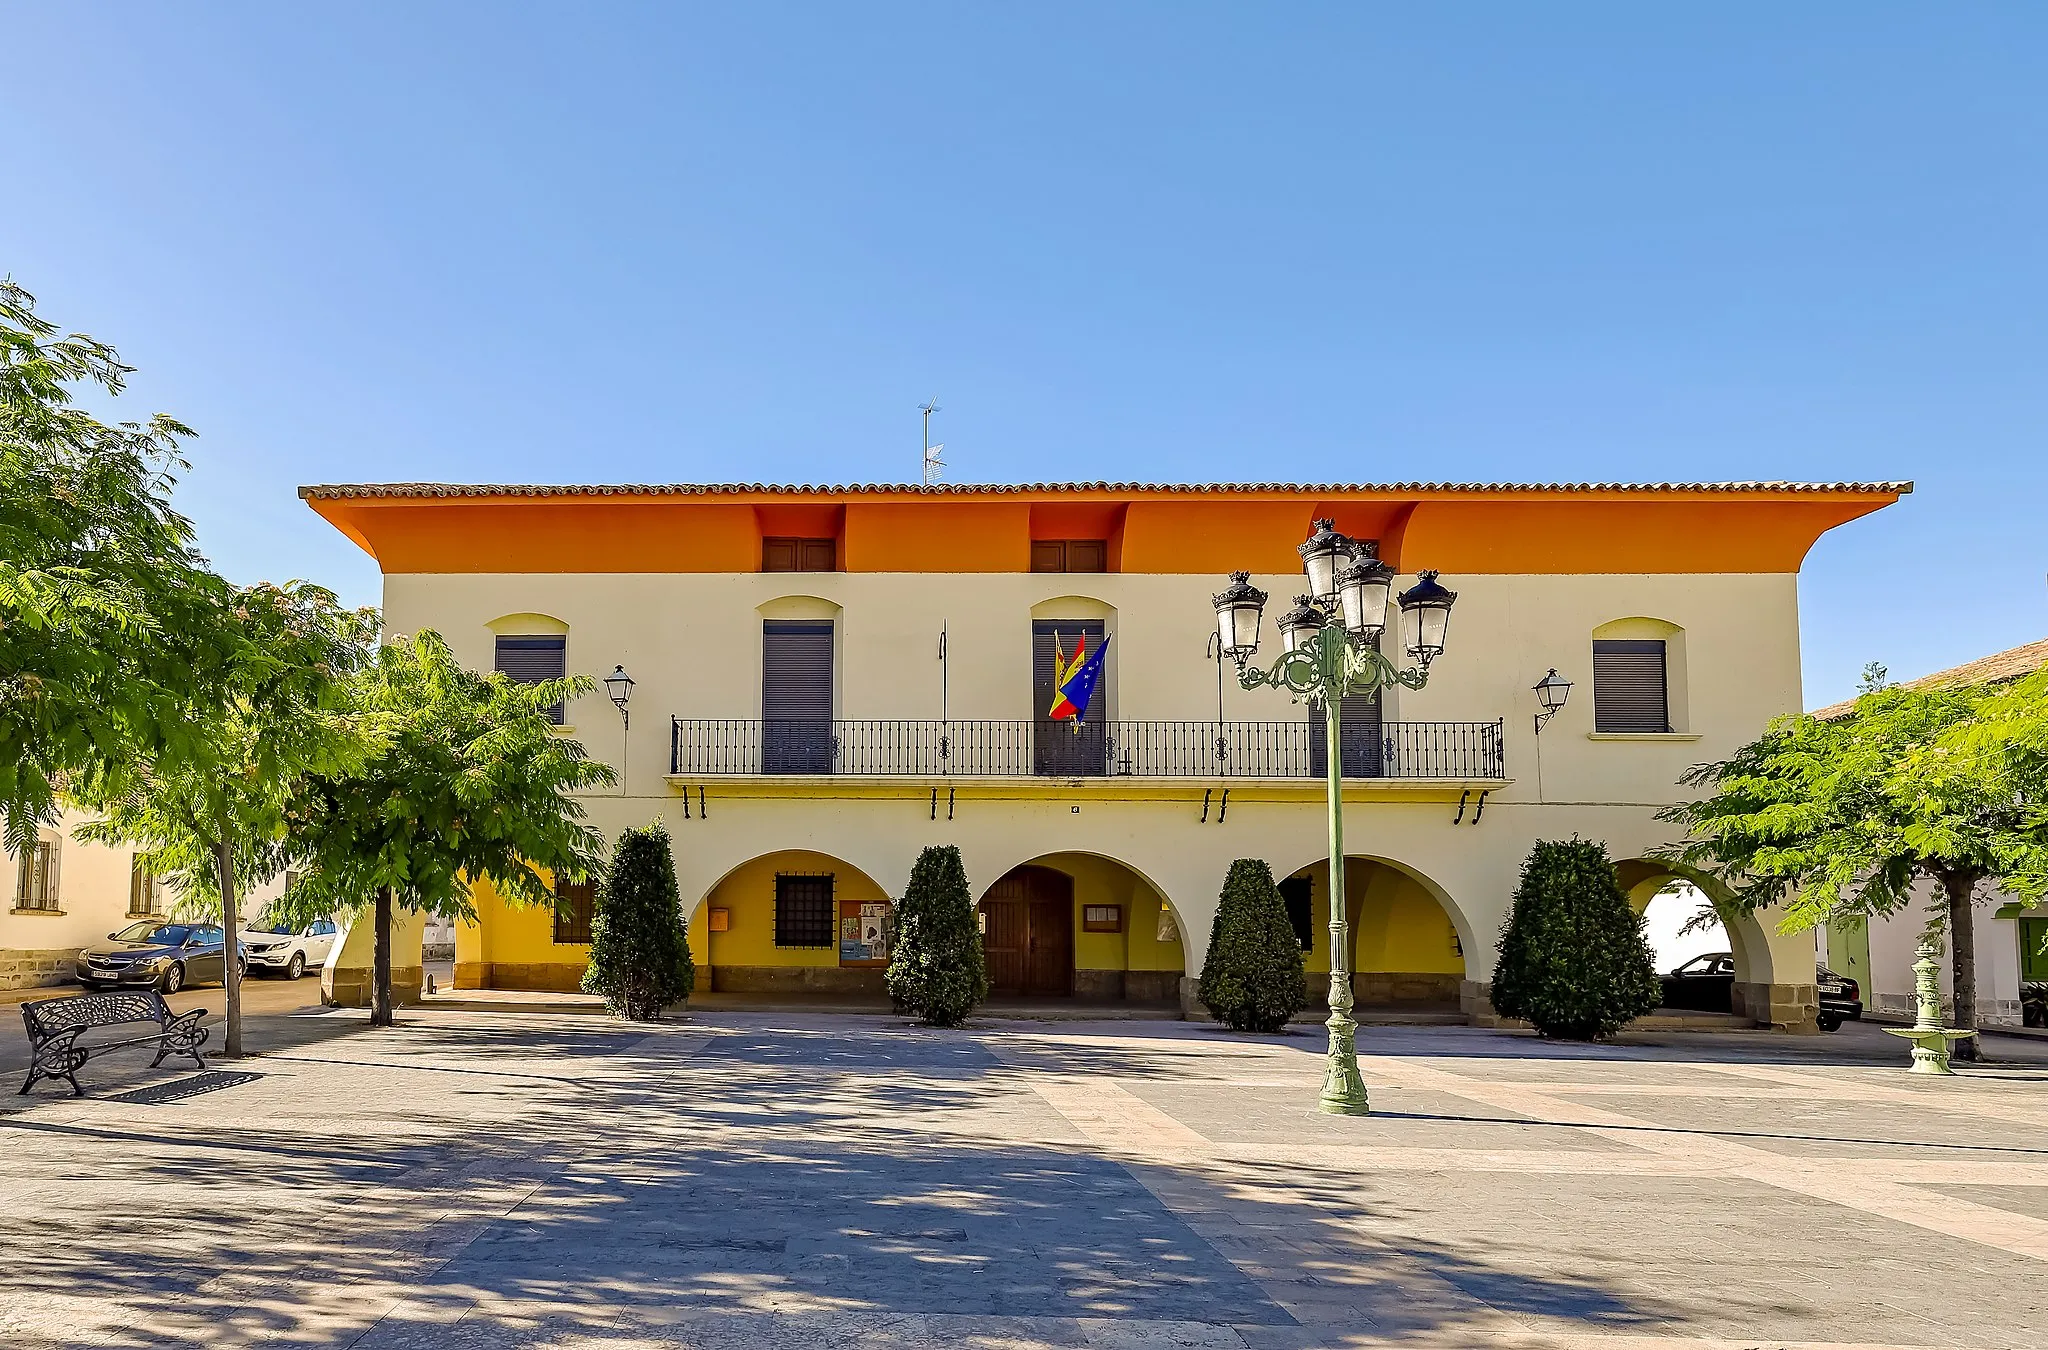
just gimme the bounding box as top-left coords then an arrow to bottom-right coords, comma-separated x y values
1276,853 -> 1470,1013
694,848 -> 894,996
1591,615 -> 1689,732
1611,857 -> 1817,1029
971,847 -> 1189,1003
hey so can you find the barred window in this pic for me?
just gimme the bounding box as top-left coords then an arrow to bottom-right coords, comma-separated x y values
13,837 -> 59,912
129,861 -> 164,917
553,879 -> 595,945
774,873 -> 835,948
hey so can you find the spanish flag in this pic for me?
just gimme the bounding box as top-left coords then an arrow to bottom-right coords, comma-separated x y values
1048,633 -> 1110,724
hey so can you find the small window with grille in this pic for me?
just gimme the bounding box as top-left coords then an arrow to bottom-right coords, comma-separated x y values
13,836 -> 60,912
774,873 -> 836,948
553,879 -> 595,945
129,861 -> 164,917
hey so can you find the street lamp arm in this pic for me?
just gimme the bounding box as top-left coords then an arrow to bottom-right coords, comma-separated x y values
1235,626 -> 1431,702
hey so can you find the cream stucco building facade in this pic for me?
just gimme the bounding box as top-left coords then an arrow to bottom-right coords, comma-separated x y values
304,479 -> 1906,1030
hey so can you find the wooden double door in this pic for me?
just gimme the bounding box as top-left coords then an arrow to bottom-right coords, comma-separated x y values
979,865 -> 1074,997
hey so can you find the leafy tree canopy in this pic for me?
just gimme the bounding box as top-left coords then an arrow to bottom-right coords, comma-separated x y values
281,629 -> 616,925
1,278 -> 231,854
1659,674 -> 2048,929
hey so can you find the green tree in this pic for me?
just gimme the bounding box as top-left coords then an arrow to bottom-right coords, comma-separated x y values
1492,839 -> 1661,1040
74,581 -> 376,1056
0,278 -> 228,856
1199,859 -> 1305,1032
1661,673 -> 2048,1059
885,844 -> 987,1027
281,630 -> 615,1026
582,820 -> 694,1019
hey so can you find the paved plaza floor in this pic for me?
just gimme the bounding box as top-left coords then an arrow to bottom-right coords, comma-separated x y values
3,1007 -> 2046,1349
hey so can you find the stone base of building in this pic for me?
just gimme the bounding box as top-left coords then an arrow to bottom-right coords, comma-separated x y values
0,949 -> 79,993
1733,980 -> 1820,1033
454,961 -> 586,993
323,965 -> 424,1008
709,965 -> 889,996
1073,969 -> 1181,1002
1305,971 -> 1462,1009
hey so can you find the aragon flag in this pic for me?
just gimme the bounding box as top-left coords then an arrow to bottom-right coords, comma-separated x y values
1048,632 -> 1111,724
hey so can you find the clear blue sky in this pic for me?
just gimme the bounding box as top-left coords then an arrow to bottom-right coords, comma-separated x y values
6,4 -> 2043,707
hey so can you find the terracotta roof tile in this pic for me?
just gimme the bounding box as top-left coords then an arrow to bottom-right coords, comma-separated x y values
1812,637 -> 2048,719
299,479 -> 1913,500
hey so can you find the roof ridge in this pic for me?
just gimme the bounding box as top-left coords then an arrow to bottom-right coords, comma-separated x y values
300,479 -> 1915,499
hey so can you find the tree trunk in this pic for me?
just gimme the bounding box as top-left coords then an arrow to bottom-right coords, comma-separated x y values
1943,870 -> 1980,1063
370,884 -> 394,1028
215,839 -> 243,1059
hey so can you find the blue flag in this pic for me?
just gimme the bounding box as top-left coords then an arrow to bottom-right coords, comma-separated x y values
1050,633 -> 1110,725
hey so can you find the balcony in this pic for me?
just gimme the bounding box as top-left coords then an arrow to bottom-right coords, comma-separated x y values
669,718 -> 1506,781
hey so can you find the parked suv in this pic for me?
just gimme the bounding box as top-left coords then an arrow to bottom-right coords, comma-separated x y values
241,918 -> 339,979
76,922 -> 245,994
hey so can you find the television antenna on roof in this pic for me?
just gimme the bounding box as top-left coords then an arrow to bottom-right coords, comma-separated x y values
920,398 -> 945,487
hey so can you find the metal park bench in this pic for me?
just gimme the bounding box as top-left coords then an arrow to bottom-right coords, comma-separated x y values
19,989 -> 209,1096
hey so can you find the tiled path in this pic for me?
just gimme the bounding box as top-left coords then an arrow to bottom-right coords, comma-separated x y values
3,1010 -> 2045,1348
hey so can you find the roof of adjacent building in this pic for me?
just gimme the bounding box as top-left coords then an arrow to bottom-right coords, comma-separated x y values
1812,636 -> 2048,719
299,479 -> 1913,500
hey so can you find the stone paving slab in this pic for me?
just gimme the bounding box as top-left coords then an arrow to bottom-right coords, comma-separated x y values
3,1008 -> 2046,1348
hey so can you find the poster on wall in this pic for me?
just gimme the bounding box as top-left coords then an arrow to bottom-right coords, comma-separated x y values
840,901 -> 892,964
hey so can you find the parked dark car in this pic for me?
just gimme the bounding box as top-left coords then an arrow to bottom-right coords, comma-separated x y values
1660,950 -> 1862,1031
1814,963 -> 1862,1032
76,922 -> 245,994
1659,951 -> 1736,1012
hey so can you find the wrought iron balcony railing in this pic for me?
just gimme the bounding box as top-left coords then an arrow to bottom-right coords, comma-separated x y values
669,717 -> 1505,780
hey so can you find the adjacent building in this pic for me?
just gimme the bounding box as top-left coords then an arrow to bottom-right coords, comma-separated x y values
302,478 -> 1906,1029
1813,636 -> 2048,1028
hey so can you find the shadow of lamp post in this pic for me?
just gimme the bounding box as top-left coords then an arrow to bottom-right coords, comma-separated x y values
1211,520 -> 1458,1115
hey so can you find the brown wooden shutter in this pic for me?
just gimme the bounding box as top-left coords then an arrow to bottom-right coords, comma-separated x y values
1065,540 -> 1107,573
763,621 -> 834,771
763,537 -> 836,571
1031,541 -> 1066,573
1593,640 -> 1670,732
495,635 -> 567,723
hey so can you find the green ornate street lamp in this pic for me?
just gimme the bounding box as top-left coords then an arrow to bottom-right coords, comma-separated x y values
1212,521 -> 1459,1115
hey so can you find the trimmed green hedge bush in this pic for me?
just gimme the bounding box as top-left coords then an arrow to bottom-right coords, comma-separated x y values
885,844 -> 988,1027
1490,838 -> 1660,1040
581,821 -> 694,1020
1200,858 -> 1306,1032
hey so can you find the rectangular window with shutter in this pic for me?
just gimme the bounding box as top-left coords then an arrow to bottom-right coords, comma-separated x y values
763,537 -> 837,572
1030,540 -> 1109,573
1592,639 -> 1670,733
553,879 -> 595,945
774,873 -> 836,948
496,635 -> 568,724
762,621 -> 834,772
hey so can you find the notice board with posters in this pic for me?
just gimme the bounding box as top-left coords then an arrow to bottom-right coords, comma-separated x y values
840,900 -> 891,967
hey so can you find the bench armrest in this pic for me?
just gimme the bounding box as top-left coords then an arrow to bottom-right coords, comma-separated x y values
30,1025 -> 86,1055
162,1007 -> 209,1035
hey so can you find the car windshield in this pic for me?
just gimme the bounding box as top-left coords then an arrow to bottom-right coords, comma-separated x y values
249,921 -> 296,935
114,922 -> 193,945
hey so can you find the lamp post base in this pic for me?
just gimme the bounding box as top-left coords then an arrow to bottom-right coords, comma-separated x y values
1318,1011 -> 1371,1115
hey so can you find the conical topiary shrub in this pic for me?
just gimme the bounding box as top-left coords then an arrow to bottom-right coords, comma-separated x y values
1490,838 -> 1661,1040
581,821 -> 694,1020
885,844 -> 988,1027
1200,859 -> 1306,1032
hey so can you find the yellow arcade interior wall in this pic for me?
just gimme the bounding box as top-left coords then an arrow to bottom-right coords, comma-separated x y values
1016,851 -> 1184,1000
701,850 -> 891,992
1285,858 -> 1466,1004
454,873 -> 591,993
